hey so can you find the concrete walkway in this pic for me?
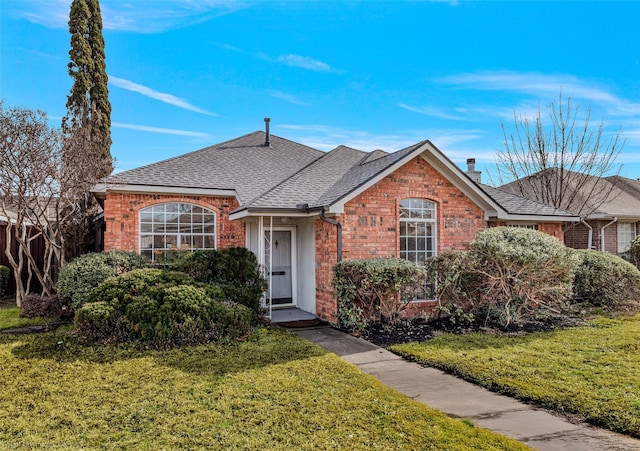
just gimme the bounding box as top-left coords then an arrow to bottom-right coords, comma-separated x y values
292,325 -> 640,451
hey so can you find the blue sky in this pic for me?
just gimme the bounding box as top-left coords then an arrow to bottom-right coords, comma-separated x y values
1,0 -> 639,183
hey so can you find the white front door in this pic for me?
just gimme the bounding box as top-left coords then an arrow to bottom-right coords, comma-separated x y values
265,228 -> 296,306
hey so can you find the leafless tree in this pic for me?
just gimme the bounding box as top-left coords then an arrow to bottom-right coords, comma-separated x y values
496,93 -> 624,217
0,101 -> 97,306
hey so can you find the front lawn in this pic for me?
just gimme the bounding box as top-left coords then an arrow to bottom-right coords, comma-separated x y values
0,305 -> 46,330
0,327 -> 528,450
390,314 -> 640,438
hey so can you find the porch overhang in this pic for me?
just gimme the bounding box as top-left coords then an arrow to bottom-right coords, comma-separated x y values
229,207 -> 322,221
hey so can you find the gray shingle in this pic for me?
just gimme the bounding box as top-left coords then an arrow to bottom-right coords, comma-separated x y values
313,141 -> 428,207
243,145 -> 368,209
480,184 -> 575,216
102,131 -> 323,203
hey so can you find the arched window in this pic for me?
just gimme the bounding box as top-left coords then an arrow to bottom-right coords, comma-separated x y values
139,203 -> 216,262
399,199 -> 437,264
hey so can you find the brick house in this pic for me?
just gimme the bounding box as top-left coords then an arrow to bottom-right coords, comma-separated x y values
501,170 -> 640,256
93,123 -> 577,323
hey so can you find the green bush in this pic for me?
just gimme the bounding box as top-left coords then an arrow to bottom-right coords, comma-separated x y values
170,248 -> 266,316
468,227 -> 578,325
429,228 -> 579,327
57,251 -> 148,310
0,265 -> 9,296
76,268 -> 251,348
424,250 -> 479,327
74,301 -> 118,343
572,249 -> 640,311
631,236 -> 640,270
333,258 -> 428,329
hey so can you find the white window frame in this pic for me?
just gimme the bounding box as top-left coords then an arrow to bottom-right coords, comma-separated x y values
617,222 -> 637,254
399,199 -> 437,300
399,198 -> 437,264
139,202 -> 216,263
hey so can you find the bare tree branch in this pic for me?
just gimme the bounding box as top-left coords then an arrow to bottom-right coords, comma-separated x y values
497,92 -> 624,218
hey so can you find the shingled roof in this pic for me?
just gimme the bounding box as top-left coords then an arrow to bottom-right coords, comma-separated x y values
95,131 -> 578,223
98,131 -> 323,204
479,184 -> 576,217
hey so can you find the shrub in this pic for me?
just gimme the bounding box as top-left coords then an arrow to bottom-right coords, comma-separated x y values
572,249 -> 640,311
467,227 -> 578,326
333,258 -> 428,329
631,236 -> 640,270
74,301 -> 118,343
170,248 -> 266,316
19,294 -> 72,320
0,265 -> 9,296
57,251 -> 147,310
429,228 -> 579,327
76,268 -> 252,348
424,250 -> 479,327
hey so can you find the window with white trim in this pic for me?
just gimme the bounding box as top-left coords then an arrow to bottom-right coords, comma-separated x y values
617,222 -> 636,255
139,203 -> 216,263
399,198 -> 437,263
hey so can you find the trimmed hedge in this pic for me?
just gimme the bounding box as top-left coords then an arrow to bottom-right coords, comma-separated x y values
169,248 -> 266,316
0,265 -> 9,296
76,268 -> 251,348
428,227 -> 579,327
19,294 -> 72,320
57,251 -> 148,310
333,258 -> 428,329
572,249 -> 640,309
631,235 -> 640,270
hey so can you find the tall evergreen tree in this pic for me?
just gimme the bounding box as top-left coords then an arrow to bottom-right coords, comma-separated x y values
62,0 -> 112,259
64,0 -> 112,179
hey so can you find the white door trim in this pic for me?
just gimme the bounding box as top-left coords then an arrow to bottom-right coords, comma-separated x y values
264,225 -> 297,308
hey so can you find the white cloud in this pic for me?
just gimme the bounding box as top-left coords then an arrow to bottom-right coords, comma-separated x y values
278,54 -> 332,72
278,123 -> 484,154
398,103 -> 466,120
112,122 -> 210,138
109,76 -> 218,116
6,0 -> 244,33
437,71 -> 640,117
269,91 -> 311,107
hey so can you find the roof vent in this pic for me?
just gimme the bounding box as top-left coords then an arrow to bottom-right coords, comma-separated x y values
466,158 -> 481,183
264,117 -> 271,147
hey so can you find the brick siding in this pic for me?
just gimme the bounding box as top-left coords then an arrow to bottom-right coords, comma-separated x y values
315,156 -> 486,323
103,193 -> 245,252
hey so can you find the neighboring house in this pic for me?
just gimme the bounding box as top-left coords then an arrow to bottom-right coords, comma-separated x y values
93,123 -> 578,323
501,170 -> 640,256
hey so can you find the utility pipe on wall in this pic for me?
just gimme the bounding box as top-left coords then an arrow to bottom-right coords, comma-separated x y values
600,217 -> 618,252
580,219 -> 593,250
297,203 -> 343,262
319,210 -> 342,262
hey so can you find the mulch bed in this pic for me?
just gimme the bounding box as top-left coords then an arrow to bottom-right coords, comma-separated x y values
1,322 -> 68,335
354,315 -> 586,348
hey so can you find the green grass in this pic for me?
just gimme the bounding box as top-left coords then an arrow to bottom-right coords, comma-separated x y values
0,327 -> 529,450
390,314 -> 640,438
0,306 -> 46,330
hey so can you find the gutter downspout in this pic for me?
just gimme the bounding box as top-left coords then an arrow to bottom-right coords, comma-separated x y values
319,209 -> 342,262
600,217 -> 617,252
297,203 -> 342,262
580,219 -> 593,250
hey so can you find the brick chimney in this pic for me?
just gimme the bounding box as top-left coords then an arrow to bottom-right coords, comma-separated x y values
466,158 -> 481,183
